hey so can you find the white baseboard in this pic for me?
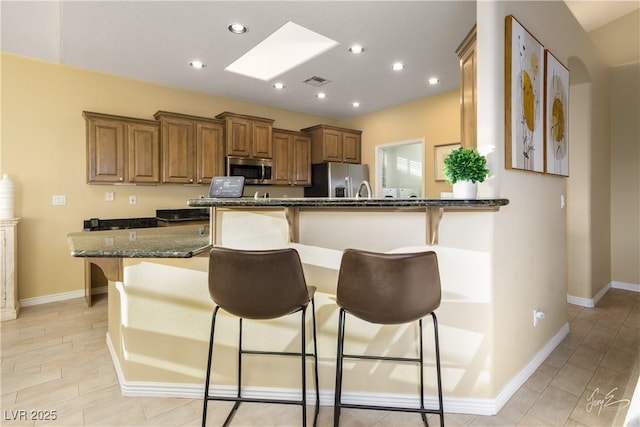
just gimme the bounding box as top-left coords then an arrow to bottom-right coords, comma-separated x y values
568,280 -> 640,308
567,282 -> 611,307
20,286 -> 107,308
21,289 -> 85,307
612,281 -> 640,293
105,324 -> 569,416
493,322 -> 570,413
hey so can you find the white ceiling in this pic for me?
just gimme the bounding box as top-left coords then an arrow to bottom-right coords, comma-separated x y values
564,0 -> 639,32
1,1 -> 637,120
1,1 -> 476,120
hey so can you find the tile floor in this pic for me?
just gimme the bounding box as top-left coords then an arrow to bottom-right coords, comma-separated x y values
1,288 -> 638,426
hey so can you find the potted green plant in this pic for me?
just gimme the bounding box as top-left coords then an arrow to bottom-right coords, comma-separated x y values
442,147 -> 489,198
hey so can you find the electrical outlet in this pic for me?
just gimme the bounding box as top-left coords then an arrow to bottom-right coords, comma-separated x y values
105,192 -> 115,202
533,308 -> 545,326
129,195 -> 137,205
52,195 -> 67,206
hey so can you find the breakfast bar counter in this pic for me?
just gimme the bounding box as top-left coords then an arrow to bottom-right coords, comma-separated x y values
188,197 -> 509,246
66,196 -> 511,413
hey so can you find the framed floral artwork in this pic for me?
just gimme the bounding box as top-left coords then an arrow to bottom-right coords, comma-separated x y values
505,15 -> 545,173
544,50 -> 570,176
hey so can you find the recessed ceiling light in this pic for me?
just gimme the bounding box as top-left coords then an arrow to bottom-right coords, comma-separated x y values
316,92 -> 326,99
352,102 -> 360,107
428,77 -> 440,85
273,82 -> 285,89
228,23 -> 247,34
349,45 -> 365,54
392,62 -> 405,71
189,61 -> 206,69
225,21 -> 339,81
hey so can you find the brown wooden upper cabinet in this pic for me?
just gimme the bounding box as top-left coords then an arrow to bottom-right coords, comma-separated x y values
456,24 -> 477,149
272,129 -> 312,186
301,124 -> 362,164
84,111 -> 160,184
154,111 -> 225,184
215,112 -> 274,159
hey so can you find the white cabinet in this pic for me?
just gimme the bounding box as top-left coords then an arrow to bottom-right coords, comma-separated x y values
1,219 -> 19,321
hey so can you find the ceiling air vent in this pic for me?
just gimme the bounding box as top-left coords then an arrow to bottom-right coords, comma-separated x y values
303,76 -> 330,87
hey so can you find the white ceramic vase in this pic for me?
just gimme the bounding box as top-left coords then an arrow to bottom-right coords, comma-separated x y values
452,180 -> 477,199
0,174 -> 15,219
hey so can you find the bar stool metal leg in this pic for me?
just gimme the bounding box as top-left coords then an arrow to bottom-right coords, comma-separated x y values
432,313 -> 444,427
333,308 -> 346,427
203,305 -> 319,427
202,306 -> 220,427
301,308 -> 307,426
333,311 -> 444,427
221,318 -> 244,426
311,298 -> 320,427
419,319 -> 428,426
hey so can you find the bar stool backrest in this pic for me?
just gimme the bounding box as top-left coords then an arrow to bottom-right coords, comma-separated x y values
209,247 -> 310,319
337,249 -> 441,325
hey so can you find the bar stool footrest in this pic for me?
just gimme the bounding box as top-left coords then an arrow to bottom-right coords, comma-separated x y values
338,402 -> 441,415
205,395 -> 306,406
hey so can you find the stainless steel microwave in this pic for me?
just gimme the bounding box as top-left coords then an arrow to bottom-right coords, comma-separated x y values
226,156 -> 274,185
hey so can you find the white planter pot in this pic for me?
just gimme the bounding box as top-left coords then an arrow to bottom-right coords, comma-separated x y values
452,180 -> 477,199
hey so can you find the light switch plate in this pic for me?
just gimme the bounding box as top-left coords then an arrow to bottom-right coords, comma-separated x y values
52,195 -> 67,206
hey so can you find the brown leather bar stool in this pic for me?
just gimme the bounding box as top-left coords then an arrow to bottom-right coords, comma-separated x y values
333,249 -> 444,427
203,247 -> 319,427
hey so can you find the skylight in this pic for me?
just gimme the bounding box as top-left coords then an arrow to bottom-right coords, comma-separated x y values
224,21 -> 339,81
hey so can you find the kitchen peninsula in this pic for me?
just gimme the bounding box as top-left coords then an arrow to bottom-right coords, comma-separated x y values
67,197 -> 510,412
189,196 -> 509,246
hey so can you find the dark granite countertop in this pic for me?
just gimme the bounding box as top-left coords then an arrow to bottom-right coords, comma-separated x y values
68,224 -> 210,258
156,208 -> 209,222
187,197 -> 510,208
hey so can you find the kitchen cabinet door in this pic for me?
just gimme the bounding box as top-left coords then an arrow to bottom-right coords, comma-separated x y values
86,117 -> 126,183
272,131 -> 291,185
321,128 -> 342,162
225,116 -> 251,157
252,120 -> 273,159
196,121 -> 225,184
291,134 -> 311,186
128,122 -> 160,183
161,116 -> 196,184
273,130 -> 311,186
342,131 -> 361,164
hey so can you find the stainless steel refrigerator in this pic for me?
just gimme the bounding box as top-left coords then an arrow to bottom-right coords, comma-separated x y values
304,162 -> 370,198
